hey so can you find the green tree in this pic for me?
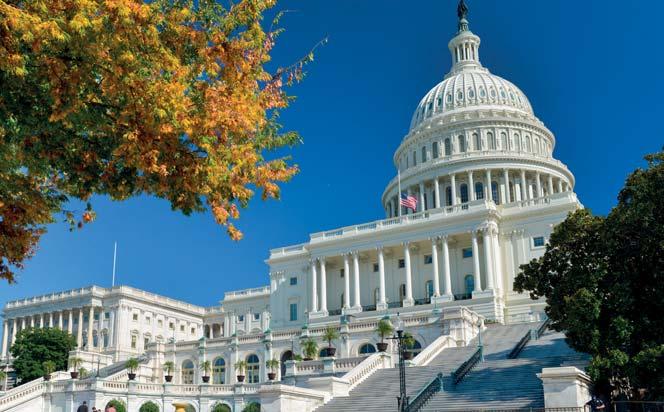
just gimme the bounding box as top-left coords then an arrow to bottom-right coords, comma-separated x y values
213,403 -> 232,412
139,401 -> 159,412
10,327 -> 76,383
242,402 -> 261,412
514,150 -> 664,399
105,400 -> 126,412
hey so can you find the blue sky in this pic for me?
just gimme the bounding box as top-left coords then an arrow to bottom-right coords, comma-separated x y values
2,1 -> 662,308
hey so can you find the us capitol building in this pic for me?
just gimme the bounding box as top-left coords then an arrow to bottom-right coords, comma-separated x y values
0,3 -> 588,412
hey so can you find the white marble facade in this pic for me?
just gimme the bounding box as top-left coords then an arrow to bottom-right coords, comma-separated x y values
0,4 -> 581,410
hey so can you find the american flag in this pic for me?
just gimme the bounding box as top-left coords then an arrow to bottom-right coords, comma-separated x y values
400,193 -> 418,211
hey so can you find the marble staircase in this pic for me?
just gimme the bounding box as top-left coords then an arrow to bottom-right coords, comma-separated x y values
315,321 -> 586,412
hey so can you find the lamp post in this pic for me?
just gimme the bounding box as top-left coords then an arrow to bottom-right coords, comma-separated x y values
389,313 -> 408,412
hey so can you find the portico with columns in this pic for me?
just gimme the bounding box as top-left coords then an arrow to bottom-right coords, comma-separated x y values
267,6 -> 580,327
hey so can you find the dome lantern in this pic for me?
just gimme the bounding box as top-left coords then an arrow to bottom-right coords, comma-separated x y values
448,0 -> 481,75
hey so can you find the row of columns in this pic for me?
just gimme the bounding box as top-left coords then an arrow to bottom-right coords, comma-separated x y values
308,223 -> 502,316
1,306 -> 111,359
387,168 -> 570,216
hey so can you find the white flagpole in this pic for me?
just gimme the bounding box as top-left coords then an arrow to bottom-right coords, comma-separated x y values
398,169 -> 402,217
112,242 -> 117,287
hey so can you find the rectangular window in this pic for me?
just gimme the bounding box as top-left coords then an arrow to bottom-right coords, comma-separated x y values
144,338 -> 149,348
424,255 -> 432,264
462,248 -> 473,258
94,313 -> 99,321
433,142 -> 439,159
180,324 -> 185,332
253,313 -> 260,321
398,259 -> 405,269
158,319 -> 163,328
238,315 -> 244,322
145,316 -> 151,323
131,335 -> 137,349
533,236 -> 546,247
289,277 -> 297,285
132,313 -> 138,321
104,312 -> 110,319
340,269 -> 345,278
373,263 -> 379,273
191,327 -> 195,335
290,303 -> 298,321
169,322 -> 174,330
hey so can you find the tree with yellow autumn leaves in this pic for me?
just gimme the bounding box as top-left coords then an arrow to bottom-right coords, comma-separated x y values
0,0 -> 319,282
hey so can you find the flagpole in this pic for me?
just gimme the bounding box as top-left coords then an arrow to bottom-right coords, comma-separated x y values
398,169 -> 402,217
112,241 -> 117,287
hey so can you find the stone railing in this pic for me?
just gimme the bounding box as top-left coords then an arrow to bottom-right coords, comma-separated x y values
333,356 -> 366,373
0,372 -> 69,411
224,286 -> 271,301
5,285 -> 206,314
341,352 -> 391,391
294,360 -> 325,375
268,243 -> 309,259
411,335 -> 456,367
309,199 -> 492,243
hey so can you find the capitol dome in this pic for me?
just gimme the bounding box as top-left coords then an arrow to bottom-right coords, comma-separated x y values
381,4 -> 576,218
409,70 -> 535,132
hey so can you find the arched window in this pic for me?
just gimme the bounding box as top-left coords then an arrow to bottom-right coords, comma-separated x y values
444,138 -> 452,156
515,134 -> 521,151
501,132 -> 508,150
425,280 -> 434,299
458,135 -> 466,153
509,182 -> 516,202
475,182 -> 484,200
181,360 -> 194,384
464,275 -> 475,295
526,136 -> 532,152
103,332 -> 109,348
421,146 -> 427,162
411,340 -> 423,356
359,343 -> 376,355
488,132 -> 496,150
412,151 -> 417,166
432,142 -> 439,159
473,133 -> 481,151
213,358 -> 225,384
246,354 -> 260,384
491,181 -> 500,205
445,186 -> 452,206
280,351 -> 293,377
460,184 -> 469,203
534,138 -> 539,154
93,332 -> 98,348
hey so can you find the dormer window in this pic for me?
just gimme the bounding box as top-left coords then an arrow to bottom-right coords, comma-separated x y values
457,91 -> 464,101
468,88 -> 475,99
447,93 -> 453,103
479,87 -> 486,98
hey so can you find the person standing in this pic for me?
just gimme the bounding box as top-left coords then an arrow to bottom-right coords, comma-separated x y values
76,401 -> 89,412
